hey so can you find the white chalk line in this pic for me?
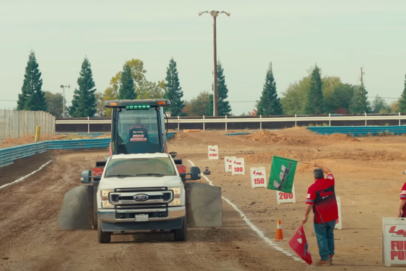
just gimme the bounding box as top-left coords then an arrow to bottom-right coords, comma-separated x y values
188,159 -> 303,264
0,160 -> 53,191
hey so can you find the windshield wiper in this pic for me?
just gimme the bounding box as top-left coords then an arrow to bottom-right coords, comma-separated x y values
107,174 -> 136,178
134,173 -> 165,177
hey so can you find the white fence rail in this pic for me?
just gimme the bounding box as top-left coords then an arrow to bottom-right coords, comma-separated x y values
55,113 -> 406,126
0,110 -> 55,139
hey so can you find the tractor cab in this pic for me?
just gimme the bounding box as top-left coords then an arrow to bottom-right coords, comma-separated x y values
105,99 -> 169,156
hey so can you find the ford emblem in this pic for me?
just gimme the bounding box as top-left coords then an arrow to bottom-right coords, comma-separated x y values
134,194 -> 149,201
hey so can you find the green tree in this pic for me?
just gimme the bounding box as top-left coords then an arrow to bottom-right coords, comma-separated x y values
371,95 -> 391,113
305,66 -> 324,114
216,62 -> 232,116
95,92 -> 106,117
399,74 -> 406,113
190,91 -> 211,116
281,75 -> 311,115
44,91 -> 63,117
256,65 -> 282,116
332,83 -> 355,113
164,58 -> 184,116
206,94 -> 213,116
17,51 -> 47,111
349,84 -> 370,114
69,58 -> 97,117
119,64 -> 136,99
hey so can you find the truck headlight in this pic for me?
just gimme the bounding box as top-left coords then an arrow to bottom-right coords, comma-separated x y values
170,187 -> 182,199
169,199 -> 181,206
102,201 -> 114,208
100,189 -> 114,208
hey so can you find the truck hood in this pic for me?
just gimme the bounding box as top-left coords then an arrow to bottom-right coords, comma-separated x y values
99,175 -> 182,190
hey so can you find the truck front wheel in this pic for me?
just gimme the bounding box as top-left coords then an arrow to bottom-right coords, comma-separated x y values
98,216 -> 111,243
174,217 -> 187,241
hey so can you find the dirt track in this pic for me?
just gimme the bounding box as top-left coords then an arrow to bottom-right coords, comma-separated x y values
0,128 -> 406,270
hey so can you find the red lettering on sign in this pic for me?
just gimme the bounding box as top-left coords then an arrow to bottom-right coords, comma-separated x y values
391,241 -> 406,251
391,251 -> 398,260
228,165 -> 232,170
234,167 -> 243,173
389,226 -> 406,237
209,154 -> 218,157
278,192 -> 293,200
254,178 -> 265,185
210,148 -> 216,151
234,161 -> 242,165
252,171 -> 264,175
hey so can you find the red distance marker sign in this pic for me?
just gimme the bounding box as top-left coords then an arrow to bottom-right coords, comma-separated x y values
224,156 -> 236,173
250,167 -> 267,188
232,158 -> 245,175
208,145 -> 219,160
275,184 -> 296,204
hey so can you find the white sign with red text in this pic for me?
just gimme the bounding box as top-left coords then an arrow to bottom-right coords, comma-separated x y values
275,185 -> 296,204
208,145 -> 219,160
232,158 -> 245,175
250,167 -> 267,188
224,156 -> 236,173
335,196 -> 342,230
382,217 -> 406,266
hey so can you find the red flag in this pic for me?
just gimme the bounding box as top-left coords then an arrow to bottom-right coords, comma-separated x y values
288,225 -> 313,265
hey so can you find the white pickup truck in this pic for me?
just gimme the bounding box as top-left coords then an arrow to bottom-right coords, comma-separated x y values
79,152 -> 215,243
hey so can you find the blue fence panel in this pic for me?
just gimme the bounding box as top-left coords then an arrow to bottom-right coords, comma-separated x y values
307,126 -> 406,136
0,132 -> 179,169
225,132 -> 252,136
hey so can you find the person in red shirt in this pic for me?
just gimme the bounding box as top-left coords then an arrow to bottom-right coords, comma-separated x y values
302,162 -> 338,266
398,171 -> 406,217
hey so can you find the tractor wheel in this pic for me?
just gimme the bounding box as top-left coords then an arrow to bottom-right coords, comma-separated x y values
174,217 -> 187,241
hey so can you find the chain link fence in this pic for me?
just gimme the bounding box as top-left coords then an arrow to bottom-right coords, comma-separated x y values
0,110 -> 55,139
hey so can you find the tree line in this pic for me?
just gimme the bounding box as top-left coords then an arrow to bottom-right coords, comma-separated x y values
16,51 -> 406,117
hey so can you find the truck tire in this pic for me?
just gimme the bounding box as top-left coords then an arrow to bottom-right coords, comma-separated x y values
92,185 -> 98,230
174,217 -> 187,241
98,216 -> 111,243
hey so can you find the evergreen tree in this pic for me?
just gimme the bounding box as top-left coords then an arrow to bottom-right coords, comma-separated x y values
349,84 -> 371,114
206,94 -> 213,116
163,58 -> 184,116
399,74 -> 406,113
305,66 -> 324,114
216,62 -> 232,116
69,58 -> 97,117
118,64 -> 136,99
256,65 -> 283,116
17,51 -> 47,111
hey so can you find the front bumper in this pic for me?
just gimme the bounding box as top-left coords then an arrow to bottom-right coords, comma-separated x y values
98,206 -> 185,223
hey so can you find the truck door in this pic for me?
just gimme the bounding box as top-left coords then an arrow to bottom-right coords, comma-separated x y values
185,182 -> 223,227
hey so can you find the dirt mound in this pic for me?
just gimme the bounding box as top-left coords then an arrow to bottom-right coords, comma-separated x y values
320,133 -> 359,142
237,130 -> 305,145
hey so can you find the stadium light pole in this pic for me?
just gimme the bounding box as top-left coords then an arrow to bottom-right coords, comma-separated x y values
60,85 -> 70,118
199,10 -> 230,117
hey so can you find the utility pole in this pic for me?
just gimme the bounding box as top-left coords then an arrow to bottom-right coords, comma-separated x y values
60,85 -> 70,118
199,10 -> 230,117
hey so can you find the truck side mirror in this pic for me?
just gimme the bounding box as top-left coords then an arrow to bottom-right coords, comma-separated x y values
81,170 -> 91,183
190,167 -> 201,180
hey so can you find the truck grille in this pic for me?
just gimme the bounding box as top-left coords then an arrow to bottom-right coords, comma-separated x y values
109,187 -> 172,219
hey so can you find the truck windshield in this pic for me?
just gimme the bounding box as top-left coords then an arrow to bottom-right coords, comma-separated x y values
105,157 -> 176,177
115,108 -> 161,154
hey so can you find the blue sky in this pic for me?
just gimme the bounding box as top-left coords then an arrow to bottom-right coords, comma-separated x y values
1,0 -> 406,115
